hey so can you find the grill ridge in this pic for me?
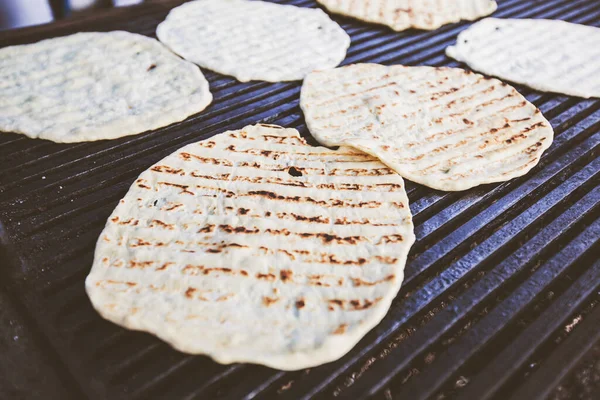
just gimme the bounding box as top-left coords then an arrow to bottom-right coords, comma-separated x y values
355,177 -> 600,399
506,291 -> 600,400
457,259 -> 600,399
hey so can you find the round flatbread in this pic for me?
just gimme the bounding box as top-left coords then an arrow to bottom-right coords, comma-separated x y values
301,64 -> 554,191
85,124 -> 415,370
446,18 -> 600,98
156,0 -> 350,82
316,0 -> 497,31
0,31 -> 212,143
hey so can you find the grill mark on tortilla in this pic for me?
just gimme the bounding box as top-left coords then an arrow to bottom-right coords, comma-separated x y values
151,260 -> 372,288
309,72 -> 487,114
418,115 -> 530,146
128,261 -> 154,269
156,262 -> 174,271
198,140 -> 216,148
185,287 -> 197,299
150,165 -> 185,175
182,265 -> 251,277
194,185 -> 236,196
280,270 -> 293,282
438,131 -> 548,168
333,324 -> 348,334
127,216 -> 402,246
136,179 -> 151,190
308,274 -> 344,287
263,296 -> 279,306
193,161 -> 388,177
260,134 -> 306,145
224,145 -> 370,159
256,273 -> 277,281
399,118 -> 542,163
351,274 -> 395,287
198,225 -> 215,233
334,217 -> 398,226
125,208 -> 394,234
129,238 -> 152,248
149,219 -> 175,230
244,190 -> 384,208
110,217 -> 139,226
179,152 -> 234,166
162,203 -> 183,211
219,225 -> 260,234
327,297 -> 382,311
186,172 -> 401,191
331,167 -> 394,176
97,280 -> 137,288
377,235 -> 404,244
157,182 -> 194,195
148,240 -> 397,266
213,225 -> 369,245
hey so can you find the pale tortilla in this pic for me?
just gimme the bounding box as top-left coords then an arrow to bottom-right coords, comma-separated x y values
447,18 -> 600,98
86,124 -> 415,370
156,0 -> 350,82
301,64 -> 554,191
0,31 -> 212,143
317,0 -> 497,31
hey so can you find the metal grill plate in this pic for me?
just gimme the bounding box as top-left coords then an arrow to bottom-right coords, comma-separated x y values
0,1 -> 599,399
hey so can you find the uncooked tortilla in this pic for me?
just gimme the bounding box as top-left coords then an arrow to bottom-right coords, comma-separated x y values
301,64 -> 554,191
0,31 -> 212,143
86,124 -> 415,370
316,0 -> 497,31
446,18 -> 600,98
156,0 -> 350,82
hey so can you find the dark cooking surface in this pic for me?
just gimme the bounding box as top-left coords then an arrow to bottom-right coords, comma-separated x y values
0,0 -> 599,399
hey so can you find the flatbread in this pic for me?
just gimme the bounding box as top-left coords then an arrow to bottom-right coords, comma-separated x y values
0,31 -> 211,143
446,18 -> 600,98
316,0 -> 497,31
85,124 -> 415,370
301,64 -> 554,191
156,0 -> 350,82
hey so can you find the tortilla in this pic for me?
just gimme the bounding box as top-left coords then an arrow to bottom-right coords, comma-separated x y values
85,124 -> 415,370
156,0 -> 350,82
446,18 -> 600,98
0,31 -> 212,143
316,0 -> 497,31
301,64 -> 554,191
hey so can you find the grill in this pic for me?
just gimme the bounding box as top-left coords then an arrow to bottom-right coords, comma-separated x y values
0,0 -> 599,399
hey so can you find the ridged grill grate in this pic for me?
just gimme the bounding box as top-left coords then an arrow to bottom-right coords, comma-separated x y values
0,1 -> 598,399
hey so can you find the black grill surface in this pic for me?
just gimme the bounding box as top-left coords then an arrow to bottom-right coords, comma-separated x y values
0,1 -> 599,399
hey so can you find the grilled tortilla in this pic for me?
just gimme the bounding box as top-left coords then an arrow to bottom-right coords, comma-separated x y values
301,64 -> 554,191
446,18 -> 600,98
0,31 -> 211,143
316,0 -> 497,31
86,124 -> 415,370
156,0 -> 350,82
